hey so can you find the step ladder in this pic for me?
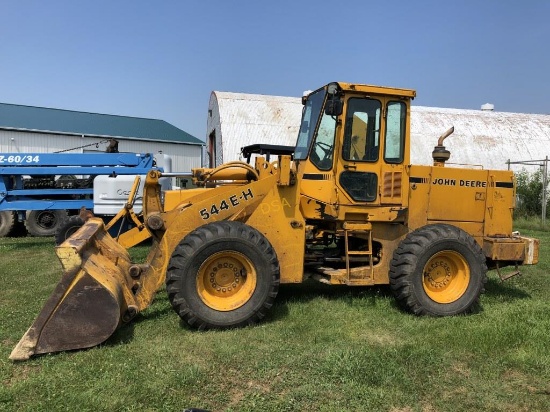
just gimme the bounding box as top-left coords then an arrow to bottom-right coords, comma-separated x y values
343,222 -> 374,281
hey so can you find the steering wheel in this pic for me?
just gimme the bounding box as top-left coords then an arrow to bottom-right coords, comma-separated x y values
315,141 -> 333,155
311,141 -> 334,169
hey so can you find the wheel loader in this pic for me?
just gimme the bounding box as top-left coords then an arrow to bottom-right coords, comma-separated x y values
10,82 -> 539,360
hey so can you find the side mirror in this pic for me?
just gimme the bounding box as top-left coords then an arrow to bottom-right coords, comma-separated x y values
325,99 -> 343,116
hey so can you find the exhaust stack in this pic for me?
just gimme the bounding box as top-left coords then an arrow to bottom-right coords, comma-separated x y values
432,126 -> 454,166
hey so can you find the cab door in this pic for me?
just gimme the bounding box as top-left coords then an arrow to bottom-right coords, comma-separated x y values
337,98 -> 408,208
337,96 -> 383,206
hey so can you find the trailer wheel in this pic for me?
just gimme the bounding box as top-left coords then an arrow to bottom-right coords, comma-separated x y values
0,211 -> 17,237
55,215 -> 85,245
166,221 -> 280,329
25,210 -> 68,237
389,224 -> 487,316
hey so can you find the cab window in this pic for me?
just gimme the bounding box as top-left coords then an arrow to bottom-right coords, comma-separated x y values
384,101 -> 406,163
342,98 -> 381,162
295,89 -> 325,160
309,111 -> 337,170
339,171 -> 377,202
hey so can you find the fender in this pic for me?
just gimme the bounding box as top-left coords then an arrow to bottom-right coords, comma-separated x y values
133,173 -> 279,311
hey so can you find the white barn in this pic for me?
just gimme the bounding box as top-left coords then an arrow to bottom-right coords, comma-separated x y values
206,92 -> 302,167
207,91 -> 550,172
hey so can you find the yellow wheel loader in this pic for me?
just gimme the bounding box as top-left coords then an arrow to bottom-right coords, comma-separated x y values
10,82 -> 539,360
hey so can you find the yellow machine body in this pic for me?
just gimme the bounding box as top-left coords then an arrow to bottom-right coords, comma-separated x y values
11,82 -> 539,360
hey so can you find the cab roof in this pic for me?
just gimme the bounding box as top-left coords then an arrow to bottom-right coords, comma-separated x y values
335,82 -> 416,99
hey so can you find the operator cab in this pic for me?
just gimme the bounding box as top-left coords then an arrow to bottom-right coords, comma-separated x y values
294,82 -> 415,219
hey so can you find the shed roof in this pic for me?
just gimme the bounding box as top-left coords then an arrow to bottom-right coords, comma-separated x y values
0,102 -> 203,145
209,91 -> 550,171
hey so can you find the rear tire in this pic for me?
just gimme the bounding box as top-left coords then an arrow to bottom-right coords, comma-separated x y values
389,224 -> 487,316
55,215 -> 85,245
166,221 -> 280,329
0,211 -> 17,237
25,210 -> 68,237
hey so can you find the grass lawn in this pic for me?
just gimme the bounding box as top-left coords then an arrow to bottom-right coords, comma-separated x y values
1,225 -> 549,411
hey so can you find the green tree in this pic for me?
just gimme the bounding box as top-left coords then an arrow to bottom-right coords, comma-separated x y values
514,168 -> 548,218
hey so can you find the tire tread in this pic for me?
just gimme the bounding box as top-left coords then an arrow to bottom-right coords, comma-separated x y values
389,224 -> 487,316
166,221 -> 280,329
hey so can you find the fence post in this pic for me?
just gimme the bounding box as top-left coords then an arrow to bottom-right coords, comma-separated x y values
543,156 -> 548,226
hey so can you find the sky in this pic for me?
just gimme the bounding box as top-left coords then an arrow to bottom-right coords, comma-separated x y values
1,1 -> 549,142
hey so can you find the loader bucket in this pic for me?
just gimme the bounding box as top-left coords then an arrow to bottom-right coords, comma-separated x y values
10,218 -> 136,361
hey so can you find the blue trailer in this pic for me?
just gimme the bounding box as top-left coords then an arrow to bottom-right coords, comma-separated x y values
0,152 -> 162,237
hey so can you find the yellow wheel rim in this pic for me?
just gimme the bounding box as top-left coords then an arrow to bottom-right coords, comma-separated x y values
196,251 -> 257,311
422,250 -> 470,304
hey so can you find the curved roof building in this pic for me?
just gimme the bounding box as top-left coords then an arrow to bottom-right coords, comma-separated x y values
207,91 -> 550,172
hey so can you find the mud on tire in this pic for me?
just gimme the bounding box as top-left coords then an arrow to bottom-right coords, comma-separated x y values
166,221 -> 280,330
389,224 -> 487,316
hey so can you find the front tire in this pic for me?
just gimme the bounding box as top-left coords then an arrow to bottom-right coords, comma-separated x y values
166,221 -> 280,329
389,224 -> 487,316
